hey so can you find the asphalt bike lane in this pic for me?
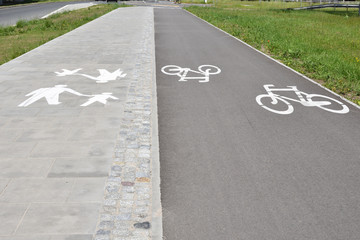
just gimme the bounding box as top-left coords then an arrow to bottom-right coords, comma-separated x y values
155,8 -> 360,240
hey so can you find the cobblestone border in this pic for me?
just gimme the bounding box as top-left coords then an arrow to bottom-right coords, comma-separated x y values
94,8 -> 162,240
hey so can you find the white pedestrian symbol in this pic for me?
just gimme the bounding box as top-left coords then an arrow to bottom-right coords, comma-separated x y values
81,93 -> 119,107
256,84 -> 349,115
55,68 -> 127,83
161,65 -> 221,83
18,85 -> 85,107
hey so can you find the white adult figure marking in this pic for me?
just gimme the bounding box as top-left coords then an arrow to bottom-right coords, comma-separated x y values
80,92 -> 119,107
55,68 -> 82,77
18,85 -> 85,107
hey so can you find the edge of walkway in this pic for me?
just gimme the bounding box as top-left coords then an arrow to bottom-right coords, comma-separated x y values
184,9 -> 360,110
151,7 -> 163,240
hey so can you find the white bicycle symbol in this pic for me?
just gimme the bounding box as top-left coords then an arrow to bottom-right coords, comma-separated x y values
161,65 -> 221,83
256,84 -> 349,115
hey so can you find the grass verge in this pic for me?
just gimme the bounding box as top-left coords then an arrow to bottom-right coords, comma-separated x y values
186,1 -> 360,105
0,3 -> 124,65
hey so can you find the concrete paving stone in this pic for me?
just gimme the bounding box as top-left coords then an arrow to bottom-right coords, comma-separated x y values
67,178 -> 107,202
67,128 -> 119,141
0,203 -> 28,235
0,178 -> 10,194
30,141 -> 115,158
37,108 -> 82,117
0,235 -> 92,240
79,105 -> 125,116
0,158 -> 54,178
0,142 -> 36,158
52,116 -> 122,129
0,74 -> 26,80
0,128 -> 22,142
0,83 -> 11,92
7,67 -> 38,73
48,157 -> 112,178
0,117 -> 7,127
16,128 -> 70,142
0,107 -> 40,117
0,178 -> 74,203
3,117 -> 72,129
16,203 -> 101,234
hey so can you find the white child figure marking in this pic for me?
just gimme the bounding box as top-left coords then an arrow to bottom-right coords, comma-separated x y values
80,69 -> 127,83
80,92 -> 119,107
18,85 -> 85,107
54,68 -> 127,83
55,68 -> 82,77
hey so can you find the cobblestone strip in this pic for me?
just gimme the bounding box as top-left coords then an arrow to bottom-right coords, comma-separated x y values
94,8 -> 160,240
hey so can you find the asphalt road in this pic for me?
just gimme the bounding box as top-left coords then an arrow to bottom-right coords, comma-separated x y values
0,1 -> 93,26
155,8 -> 360,240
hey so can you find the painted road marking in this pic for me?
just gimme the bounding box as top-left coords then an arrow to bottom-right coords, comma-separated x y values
18,68 -> 126,107
256,84 -> 349,115
80,92 -> 118,107
161,65 -> 221,83
55,68 -> 127,83
18,85 -> 86,107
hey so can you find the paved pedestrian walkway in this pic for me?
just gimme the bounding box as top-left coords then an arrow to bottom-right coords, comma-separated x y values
0,6 -> 161,240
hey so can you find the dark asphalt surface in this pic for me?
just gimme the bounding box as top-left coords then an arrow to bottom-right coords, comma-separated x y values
155,8 -> 360,240
0,1 -> 93,26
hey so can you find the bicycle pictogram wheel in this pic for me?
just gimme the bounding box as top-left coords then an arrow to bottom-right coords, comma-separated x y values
161,65 -> 183,75
198,65 -> 221,75
256,95 -> 294,115
306,94 -> 349,114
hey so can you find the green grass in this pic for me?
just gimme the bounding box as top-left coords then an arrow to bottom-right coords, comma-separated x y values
0,3 -> 124,65
186,1 -> 360,104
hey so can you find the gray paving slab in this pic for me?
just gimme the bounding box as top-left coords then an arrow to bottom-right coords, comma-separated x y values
0,178 -> 74,203
30,141 -> 115,158
67,128 -> 119,141
16,203 -> 101,234
67,178 -> 107,203
0,235 -> 92,240
16,128 -> 70,142
0,203 -> 28,235
0,179 -> 10,194
48,157 -> 112,178
0,128 -> 23,142
0,142 -> 36,158
0,6 -> 161,240
0,158 -> 54,178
